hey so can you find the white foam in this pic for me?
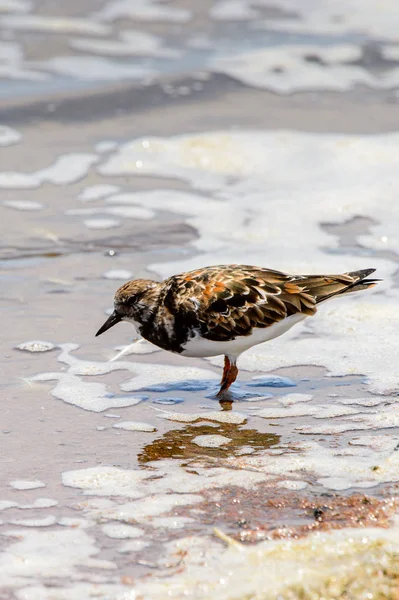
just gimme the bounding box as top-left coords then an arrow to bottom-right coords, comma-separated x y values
0,153 -> 98,189
157,410 -> 247,424
101,523 -> 144,539
276,480 -> 308,490
3,200 -> 43,210
349,436 -> 399,452
118,539 -> 149,553
15,583 -> 136,600
103,270 -> 132,280
0,529 -> 114,587
78,184 -> 120,201
62,466 -> 150,498
151,516 -> 195,529
0,14 -> 111,35
12,523 -> 399,598
0,0 -> 31,13
95,141 -> 118,153
192,434 -> 232,448
95,0 -> 191,23
0,498 -> 57,511
8,516 -> 56,527
70,29 -> 180,58
210,0 -> 258,20
254,0 -> 399,40
278,393 -> 313,406
58,517 -> 90,529
84,218 -> 120,230
30,371 -> 145,412
17,340 -> 55,352
242,439 -> 399,490
70,204 -> 153,220
255,403 -> 359,419
112,339 -> 161,359
113,421 -> 156,432
10,480 -> 45,490
212,44 -> 385,93
0,125 -> 21,146
63,460 -> 267,502
0,40 -> 47,81
104,494 -> 201,523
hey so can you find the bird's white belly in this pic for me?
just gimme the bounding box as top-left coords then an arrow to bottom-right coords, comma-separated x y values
181,313 -> 308,358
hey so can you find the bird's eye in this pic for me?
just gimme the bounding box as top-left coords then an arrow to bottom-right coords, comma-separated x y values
125,294 -> 138,306
126,291 -> 145,306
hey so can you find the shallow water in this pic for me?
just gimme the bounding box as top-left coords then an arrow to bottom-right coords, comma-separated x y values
1,0 -> 399,598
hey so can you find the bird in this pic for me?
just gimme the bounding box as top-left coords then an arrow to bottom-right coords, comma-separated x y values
96,264 -> 379,397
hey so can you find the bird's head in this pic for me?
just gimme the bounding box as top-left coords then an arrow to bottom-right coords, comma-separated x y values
95,279 -> 159,337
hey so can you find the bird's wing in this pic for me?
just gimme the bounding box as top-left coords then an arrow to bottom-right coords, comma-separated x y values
164,265 -> 313,342
165,264 -> 372,342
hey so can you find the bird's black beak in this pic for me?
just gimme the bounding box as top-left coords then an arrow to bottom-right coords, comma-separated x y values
95,311 -> 122,337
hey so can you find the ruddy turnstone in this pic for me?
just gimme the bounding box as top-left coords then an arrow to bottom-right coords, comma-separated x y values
96,264 -> 378,396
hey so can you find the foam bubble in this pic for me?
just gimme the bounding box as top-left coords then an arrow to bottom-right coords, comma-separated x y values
0,40 -> 47,81
3,200 -> 43,210
32,343 -> 216,411
254,0 -> 399,40
111,339 -> 161,359
78,184 -> 120,201
210,0 -> 258,20
0,125 -> 21,146
278,393 -> 313,406
101,523 -> 144,539
95,141 -> 118,153
0,528 -> 114,587
118,539 -> 149,553
0,1 -> 32,13
70,29 -> 180,58
0,498 -> 57,511
192,434 -> 232,448
242,439 -> 399,490
95,0 -> 191,23
31,371 -> 146,412
8,516 -> 57,527
103,269 -> 133,280
62,466 -> 149,498
10,480 -> 46,490
101,493 -> 202,523
16,340 -> 55,352
157,410 -> 247,424
0,154 -> 98,189
68,204 -> 153,219
113,421 -> 156,432
83,218 -> 120,229
276,480 -> 308,490
151,516 -> 195,529
0,14 -> 111,34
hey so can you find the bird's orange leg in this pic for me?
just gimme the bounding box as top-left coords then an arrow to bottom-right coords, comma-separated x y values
217,356 -> 238,396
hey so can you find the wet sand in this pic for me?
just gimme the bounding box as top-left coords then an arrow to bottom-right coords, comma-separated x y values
1,1 -> 399,598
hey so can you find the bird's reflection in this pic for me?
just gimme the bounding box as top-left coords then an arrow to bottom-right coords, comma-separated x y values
138,421 -> 280,464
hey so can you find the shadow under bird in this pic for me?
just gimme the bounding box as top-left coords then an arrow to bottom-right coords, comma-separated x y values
96,264 -> 379,397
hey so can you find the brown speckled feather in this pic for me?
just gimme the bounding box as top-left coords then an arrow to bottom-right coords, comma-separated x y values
158,264 -> 376,344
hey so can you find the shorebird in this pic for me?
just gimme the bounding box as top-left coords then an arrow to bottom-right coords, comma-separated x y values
96,264 -> 378,396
